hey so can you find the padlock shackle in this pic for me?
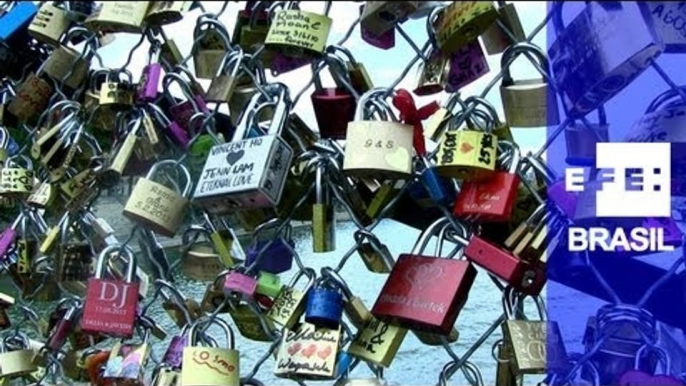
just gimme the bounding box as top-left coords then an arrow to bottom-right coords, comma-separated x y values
163,72 -> 202,113
145,159 -> 193,198
182,224 -> 211,245
288,267 -> 316,289
216,47 -> 246,78
646,85 -> 686,114
500,42 -> 550,85
498,141 -> 521,174
463,96 -> 502,126
523,153 -> 558,185
411,217 -> 450,255
94,244 -> 137,282
634,344 -> 671,374
426,5 -> 445,47
326,44 -> 357,65
190,315 -> 236,350
193,17 -> 232,50
354,87 -> 395,121
320,267 -> 353,300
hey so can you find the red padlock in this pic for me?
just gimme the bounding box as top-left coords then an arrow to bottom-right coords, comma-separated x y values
81,245 -> 140,338
372,218 -> 477,335
454,141 -> 521,222
310,55 -> 356,139
463,235 -> 546,296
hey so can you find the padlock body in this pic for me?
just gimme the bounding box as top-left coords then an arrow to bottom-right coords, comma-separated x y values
181,347 -> 240,386
229,303 -> 276,341
267,287 -> 306,329
7,73 -> 52,121
434,1 -> 498,54
436,130 -> 497,180
81,278 -> 139,337
503,320 -> 568,374
42,46 -> 90,89
548,2 -> 663,118
445,40 -> 490,93
372,254 -> 476,335
123,178 -> 188,238
305,287 -> 343,329
223,272 -> 258,297
137,63 -> 162,102
274,322 -> 340,379
565,123 -> 609,166
500,80 -> 559,127
481,3 -> 525,54
343,121 -> 415,179
311,88 -> 356,139
84,2 -> 149,33
193,135 -> 294,214
194,49 -> 226,79
454,171 -> 520,221
265,10 -> 332,57
348,315 -> 407,367
246,239 -> 294,274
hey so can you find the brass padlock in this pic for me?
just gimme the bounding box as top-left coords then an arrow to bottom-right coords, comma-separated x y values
193,19 -> 231,79
7,72 -> 52,122
179,226 -> 229,281
414,47 -> 449,96
433,1 -> 499,54
206,49 -> 246,103
500,42 -> 560,127
42,37 -> 91,89
481,1 -> 525,55
98,71 -> 135,110
354,230 -> 393,273
312,162 -> 336,253
28,2 -> 71,46
144,1 -> 191,26
84,2 -> 150,33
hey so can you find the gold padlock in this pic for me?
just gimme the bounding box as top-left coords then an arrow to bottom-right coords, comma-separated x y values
347,315 -> 408,368
123,160 -> 191,237
193,19 -> 231,79
481,1 -> 525,55
435,114 -> 498,181
144,1 -> 191,26
267,268 -> 315,329
28,3 -> 71,46
500,42 -> 560,127
265,3 -> 333,58
433,1 -> 499,54
414,47 -> 449,96
84,2 -> 150,33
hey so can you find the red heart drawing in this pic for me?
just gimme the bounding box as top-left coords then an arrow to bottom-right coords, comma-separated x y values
287,343 -> 301,356
317,346 -> 332,359
460,142 -> 474,154
301,344 -> 317,358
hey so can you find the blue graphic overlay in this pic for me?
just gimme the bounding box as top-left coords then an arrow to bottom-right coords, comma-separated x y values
546,2 -> 686,385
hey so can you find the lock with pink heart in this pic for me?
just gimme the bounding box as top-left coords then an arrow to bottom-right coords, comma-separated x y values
371,217 -> 477,335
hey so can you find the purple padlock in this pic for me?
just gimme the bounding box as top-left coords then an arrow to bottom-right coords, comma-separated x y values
137,46 -> 163,102
162,333 -> 188,369
0,214 -> 23,260
270,52 -> 312,76
359,4 -> 395,50
548,180 -> 578,220
223,270 -> 258,297
445,39 -> 490,93
148,104 -> 191,149
245,220 -> 294,274
169,95 -> 209,131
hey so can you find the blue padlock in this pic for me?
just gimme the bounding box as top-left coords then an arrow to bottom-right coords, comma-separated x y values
0,2 -> 38,42
245,220 -> 294,274
305,276 -> 343,329
409,158 -> 456,208
335,351 -> 355,378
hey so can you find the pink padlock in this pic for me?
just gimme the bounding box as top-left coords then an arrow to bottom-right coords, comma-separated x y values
137,45 -> 163,102
445,40 -> 490,93
0,214 -> 23,260
148,104 -> 190,149
223,270 -> 258,298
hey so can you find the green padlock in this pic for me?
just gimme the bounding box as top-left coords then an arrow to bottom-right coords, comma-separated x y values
256,271 -> 283,298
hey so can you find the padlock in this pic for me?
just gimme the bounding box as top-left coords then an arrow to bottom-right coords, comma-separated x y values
255,271 -> 282,298
360,1 -> 418,37
328,45 -> 374,94
84,1 -> 150,33
28,2 -> 71,46
344,88 -> 414,179
181,227 -> 231,281
433,1 -> 498,54
193,83 -> 294,213
481,1 -> 525,55
81,244 -> 140,338
310,54 -> 358,140
148,102 -> 190,150
99,70 -> 135,110
103,329 -> 151,386
435,101 -> 498,181
372,218 -> 477,335
500,42 -> 559,127
6,71 -> 52,122
228,60 -> 268,127
501,288 -> 568,375
151,365 -> 181,386
274,321 -> 341,380
265,2 -> 333,58
206,48 -> 246,103
245,219 -> 294,274
232,5 -> 271,56
193,18 -> 231,79
123,159 -> 192,237
228,299 -> 276,342
305,276 -> 344,329
204,212 -> 243,268
153,279 -> 202,328
565,106 -> 610,166
444,39 -> 489,93
523,154 -> 578,220
0,2 -> 38,41
267,268 -> 316,329
465,95 -> 514,142
354,229 -> 394,274
223,268 -> 258,299
41,28 -> 92,89
319,267 -> 370,329
137,43 -> 163,102
618,345 -> 684,385
99,117 -> 142,186
182,317 -> 240,386
359,4 -> 396,50
0,332 -> 38,378
0,155 -> 35,196
347,312 -> 407,368
56,216 -> 94,284
645,2 -> 686,53
494,340 -> 521,386
144,1 -> 191,26
414,46 -> 448,96
312,161 -> 336,253
454,141 -> 521,222
549,2 -> 664,118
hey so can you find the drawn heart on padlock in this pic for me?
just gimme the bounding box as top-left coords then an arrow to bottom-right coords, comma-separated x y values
287,342 -> 301,356
317,346 -> 332,360
618,370 -> 684,385
301,344 -> 317,358
404,263 -> 444,290
226,149 -> 245,166
384,147 -> 410,171
460,142 -> 474,154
